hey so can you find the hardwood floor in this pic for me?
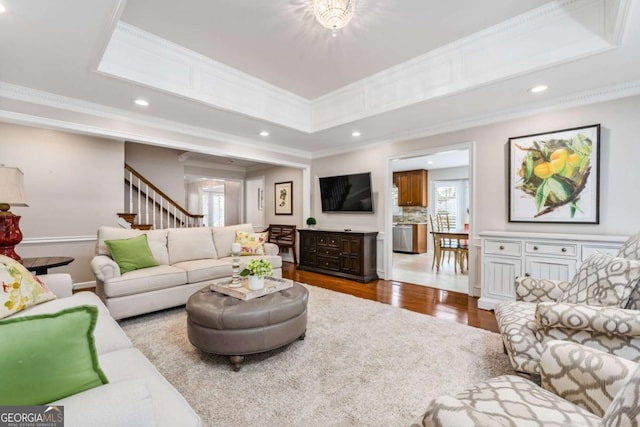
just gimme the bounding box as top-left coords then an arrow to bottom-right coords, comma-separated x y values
282,262 -> 499,333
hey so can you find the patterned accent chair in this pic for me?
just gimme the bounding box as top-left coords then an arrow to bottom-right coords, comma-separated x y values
495,232 -> 640,375
415,340 -> 640,427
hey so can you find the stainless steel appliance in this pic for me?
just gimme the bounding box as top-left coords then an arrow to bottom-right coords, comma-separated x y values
393,224 -> 413,252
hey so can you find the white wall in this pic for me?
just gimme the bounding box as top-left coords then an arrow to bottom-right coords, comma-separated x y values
311,95 -> 640,287
1,123 -> 124,283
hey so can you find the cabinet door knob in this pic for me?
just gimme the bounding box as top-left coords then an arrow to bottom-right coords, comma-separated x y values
533,246 -> 539,251
499,245 -> 505,250
561,248 -> 567,252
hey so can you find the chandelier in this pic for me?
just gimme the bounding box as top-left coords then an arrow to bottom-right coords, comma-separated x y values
313,0 -> 356,35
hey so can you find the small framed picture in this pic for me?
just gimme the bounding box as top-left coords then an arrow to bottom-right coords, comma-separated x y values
509,124 -> 600,223
274,181 -> 293,215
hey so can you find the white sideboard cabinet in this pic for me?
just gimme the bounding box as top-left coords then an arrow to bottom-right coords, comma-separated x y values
478,231 -> 628,310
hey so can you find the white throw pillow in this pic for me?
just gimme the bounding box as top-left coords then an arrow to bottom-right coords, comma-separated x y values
167,228 -> 217,264
560,252 -> 640,307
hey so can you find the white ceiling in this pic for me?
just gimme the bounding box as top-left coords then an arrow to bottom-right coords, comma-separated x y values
1,0 -> 639,166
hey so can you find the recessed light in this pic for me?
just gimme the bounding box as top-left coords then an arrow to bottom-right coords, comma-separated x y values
427,161 -> 434,165
134,98 -> 149,106
352,131 -> 361,137
259,131 -> 269,137
529,85 -> 548,93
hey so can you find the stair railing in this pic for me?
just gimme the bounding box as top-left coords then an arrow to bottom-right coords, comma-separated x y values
123,163 -> 204,229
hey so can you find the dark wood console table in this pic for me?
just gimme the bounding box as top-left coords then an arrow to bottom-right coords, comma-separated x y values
297,229 -> 378,283
21,256 -> 74,275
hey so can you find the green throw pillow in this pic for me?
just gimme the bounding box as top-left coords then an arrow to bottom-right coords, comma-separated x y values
0,305 -> 108,405
105,234 -> 159,274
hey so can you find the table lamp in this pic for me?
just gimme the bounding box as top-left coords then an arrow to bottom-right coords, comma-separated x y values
0,166 -> 28,261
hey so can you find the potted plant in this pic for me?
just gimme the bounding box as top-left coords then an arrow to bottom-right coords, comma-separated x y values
306,217 -> 317,229
240,259 -> 273,290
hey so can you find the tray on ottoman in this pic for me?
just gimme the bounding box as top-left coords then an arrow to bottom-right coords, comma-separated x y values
210,277 -> 293,300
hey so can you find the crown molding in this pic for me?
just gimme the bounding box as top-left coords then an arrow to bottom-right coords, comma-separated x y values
96,1 -> 629,134
311,0 -> 623,131
99,22 -> 312,132
0,81 -> 312,163
311,79 -> 640,159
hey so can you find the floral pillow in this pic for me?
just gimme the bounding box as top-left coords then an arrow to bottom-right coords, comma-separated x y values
235,231 -> 267,256
0,254 -> 57,319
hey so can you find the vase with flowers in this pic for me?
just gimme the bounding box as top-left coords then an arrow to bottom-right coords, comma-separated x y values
240,259 -> 274,290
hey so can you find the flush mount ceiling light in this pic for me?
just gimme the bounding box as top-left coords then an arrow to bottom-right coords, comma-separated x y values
134,98 -> 149,106
313,0 -> 356,36
529,85 -> 548,93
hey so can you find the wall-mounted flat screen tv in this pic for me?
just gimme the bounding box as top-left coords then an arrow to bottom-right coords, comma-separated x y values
319,172 -> 373,213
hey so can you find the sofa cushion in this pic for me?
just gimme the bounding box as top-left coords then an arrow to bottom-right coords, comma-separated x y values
97,227 -> 170,265
212,223 -> 254,258
560,253 -> 640,307
52,379 -> 156,427
168,227 -> 217,264
235,230 -> 267,255
103,265 -> 188,298
0,305 -> 108,405
172,259 -> 233,284
105,234 -> 159,274
0,254 -> 56,319
98,348 -> 202,427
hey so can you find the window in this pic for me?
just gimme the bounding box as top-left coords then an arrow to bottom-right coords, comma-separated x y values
202,186 -> 225,227
433,180 -> 469,230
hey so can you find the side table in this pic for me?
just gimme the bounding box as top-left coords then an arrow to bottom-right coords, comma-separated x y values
21,256 -> 74,275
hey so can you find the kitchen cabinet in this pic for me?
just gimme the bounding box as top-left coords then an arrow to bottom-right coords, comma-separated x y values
478,231 -> 628,310
393,170 -> 428,207
297,229 -> 378,283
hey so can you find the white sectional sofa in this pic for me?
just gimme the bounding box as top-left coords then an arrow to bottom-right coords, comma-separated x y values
10,274 -> 201,427
91,224 -> 282,319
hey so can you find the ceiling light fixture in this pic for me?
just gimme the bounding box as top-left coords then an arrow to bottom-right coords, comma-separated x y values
529,85 -> 548,93
0,4 -> 6,13
313,0 -> 356,36
134,98 -> 149,106
351,131 -> 361,137
259,131 -> 269,137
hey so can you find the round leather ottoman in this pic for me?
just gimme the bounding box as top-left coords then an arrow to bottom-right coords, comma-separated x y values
186,283 -> 308,371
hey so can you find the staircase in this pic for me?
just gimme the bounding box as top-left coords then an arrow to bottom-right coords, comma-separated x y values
119,163 -> 204,229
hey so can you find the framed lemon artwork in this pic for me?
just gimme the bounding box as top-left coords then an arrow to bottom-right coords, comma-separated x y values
508,124 -> 600,223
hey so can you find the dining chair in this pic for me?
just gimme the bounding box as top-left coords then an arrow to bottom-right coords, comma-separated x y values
429,214 -> 459,272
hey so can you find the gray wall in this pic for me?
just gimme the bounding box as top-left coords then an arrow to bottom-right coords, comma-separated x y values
313,94 -> 640,235
1,122 -> 124,283
311,95 -> 640,286
125,142 -> 185,204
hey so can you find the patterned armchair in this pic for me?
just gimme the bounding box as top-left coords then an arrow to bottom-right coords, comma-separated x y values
415,340 -> 640,427
495,232 -> 640,375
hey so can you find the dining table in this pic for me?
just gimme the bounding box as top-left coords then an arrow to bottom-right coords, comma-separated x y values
430,230 -> 469,273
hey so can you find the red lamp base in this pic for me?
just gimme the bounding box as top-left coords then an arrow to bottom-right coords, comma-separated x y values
0,213 -> 23,261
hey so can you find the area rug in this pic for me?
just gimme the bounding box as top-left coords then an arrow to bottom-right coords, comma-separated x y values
120,284 -> 512,426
